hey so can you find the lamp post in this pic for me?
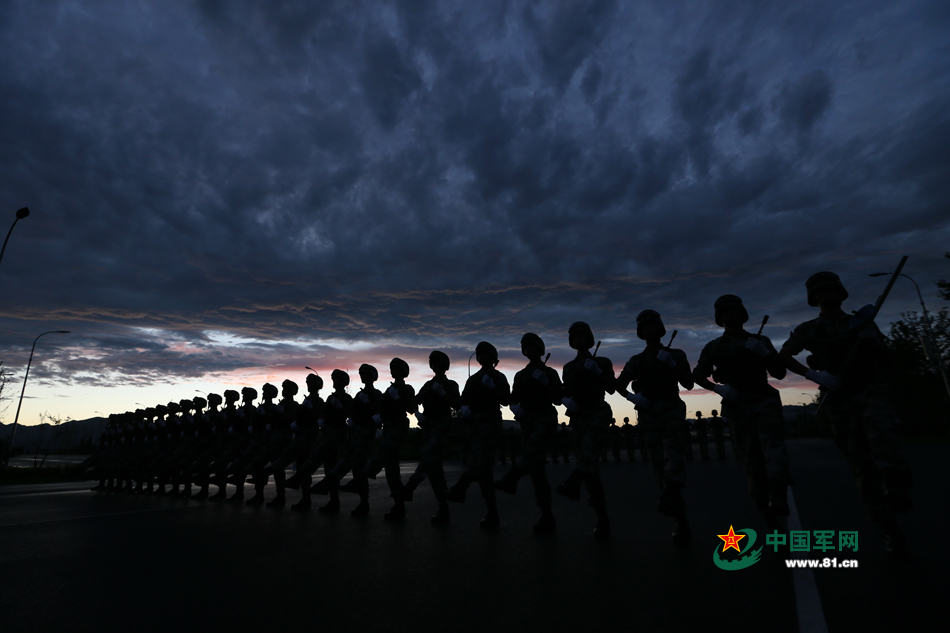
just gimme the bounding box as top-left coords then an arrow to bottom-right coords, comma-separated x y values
4,330 -> 70,466
870,271 -> 950,408
0,207 -> 29,267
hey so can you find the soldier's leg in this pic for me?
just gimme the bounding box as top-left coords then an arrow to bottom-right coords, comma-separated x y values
383,432 -> 406,520
475,434 -> 499,528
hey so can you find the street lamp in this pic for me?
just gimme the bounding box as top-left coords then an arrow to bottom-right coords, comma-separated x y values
870,271 -> 950,408
0,207 -> 29,267
4,330 -> 70,466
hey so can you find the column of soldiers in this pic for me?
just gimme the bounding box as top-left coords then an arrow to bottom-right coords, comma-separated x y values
86,271 -> 914,551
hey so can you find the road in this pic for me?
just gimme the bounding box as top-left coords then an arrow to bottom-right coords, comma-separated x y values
0,438 -> 944,632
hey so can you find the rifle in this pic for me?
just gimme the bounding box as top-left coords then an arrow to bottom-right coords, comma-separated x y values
756,315 -> 769,335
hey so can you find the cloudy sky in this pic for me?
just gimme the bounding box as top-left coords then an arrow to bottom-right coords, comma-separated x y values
1,0 -> 948,426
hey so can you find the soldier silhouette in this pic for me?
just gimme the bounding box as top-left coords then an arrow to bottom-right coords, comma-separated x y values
246,383 -> 279,506
621,416 -> 636,463
288,373 -> 324,511
709,409 -> 726,460
310,370 -> 353,514
225,386 -> 257,503
779,271 -> 913,552
556,322 -> 615,539
365,358 -> 417,520
324,364 -> 382,516
447,342 -> 510,529
209,390 -> 240,501
693,295 -> 790,529
256,379 -> 299,508
617,310 -> 694,545
494,333 -> 561,534
402,351 -> 461,525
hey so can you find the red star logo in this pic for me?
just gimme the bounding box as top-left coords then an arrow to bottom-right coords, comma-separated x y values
717,525 -> 746,553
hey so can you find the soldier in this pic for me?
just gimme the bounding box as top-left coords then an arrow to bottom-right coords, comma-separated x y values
779,272 -> 913,552
494,333 -> 561,534
246,383 -> 280,506
257,380 -> 299,508
447,342 -> 510,530
288,374 -> 324,511
402,351 -> 461,525
324,364 -> 381,516
225,386 -> 258,503
617,310 -> 694,545
309,369 -> 353,514
621,416 -> 636,463
189,395 -> 214,500
693,294 -> 790,529
694,411 -> 710,461
209,390 -> 239,501
556,322 -> 615,539
365,358 -> 417,521
610,418 -> 622,462
709,409 -> 726,460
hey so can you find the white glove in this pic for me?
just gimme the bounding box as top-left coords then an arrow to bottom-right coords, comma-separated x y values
345,418 -> 354,427
372,414 -> 382,425
656,349 -> 676,368
510,404 -> 524,419
744,338 -> 771,357
481,374 -> 495,389
561,396 -> 579,413
358,392 -> 369,404
290,422 -> 298,432
432,383 -> 446,398
622,391 -> 650,408
712,384 -> 741,401
460,405 -> 473,419
583,358 -> 602,375
805,369 -> 841,390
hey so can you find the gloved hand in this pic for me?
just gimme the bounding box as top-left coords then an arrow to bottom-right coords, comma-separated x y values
712,384 -> 741,401
345,418 -> 354,428
510,404 -> 524,419
622,390 -> 650,408
656,349 -> 676,368
805,369 -> 841,390
561,396 -> 579,413
583,358 -> 602,375
460,405 -> 473,419
481,374 -> 495,389
744,338 -> 771,357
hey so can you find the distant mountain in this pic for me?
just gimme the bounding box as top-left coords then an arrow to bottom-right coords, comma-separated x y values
0,417 -> 106,453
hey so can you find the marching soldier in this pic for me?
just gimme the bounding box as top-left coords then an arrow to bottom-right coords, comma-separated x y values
693,295 -> 790,529
402,351 -> 461,524
494,333 -> 561,534
246,383 -> 280,506
709,409 -> 726,460
617,310 -> 693,545
556,322 -> 615,539
209,390 -> 240,501
779,271 -> 913,552
448,342 -> 510,529
225,387 -> 258,503
694,411 -> 710,461
288,374 -> 324,511
309,370 -> 353,514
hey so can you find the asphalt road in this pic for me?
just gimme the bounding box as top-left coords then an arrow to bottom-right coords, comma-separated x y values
0,438 -> 944,633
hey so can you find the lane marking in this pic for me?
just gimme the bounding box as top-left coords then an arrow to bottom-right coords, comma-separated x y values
787,487 -> 830,633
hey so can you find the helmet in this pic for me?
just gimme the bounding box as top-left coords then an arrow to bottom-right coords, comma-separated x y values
262,383 -> 278,399
241,386 -> 258,402
475,341 -> 498,365
281,379 -> 299,396
358,363 -> 378,382
224,389 -> 240,403
305,373 -> 324,390
806,271 -> 848,306
568,322 -> 595,350
390,357 -> 410,380
521,332 -> 545,357
428,350 -> 450,373
331,369 -> 350,387
635,310 -> 666,340
713,294 -> 749,327
207,393 -> 223,407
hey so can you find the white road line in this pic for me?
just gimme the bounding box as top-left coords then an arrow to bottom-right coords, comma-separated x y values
787,487 -> 830,633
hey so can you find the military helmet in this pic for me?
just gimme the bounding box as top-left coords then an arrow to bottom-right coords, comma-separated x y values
224,389 -> 240,403
241,386 -> 258,401
521,332 -> 545,356
358,363 -> 378,382
262,383 -> 278,398
282,379 -> 298,396
390,357 -> 410,379
305,373 -> 324,390
475,341 -> 498,364
714,294 -> 749,326
192,396 -> 207,409
166,401 -> 181,413
806,271 -> 848,306
331,369 -> 350,387
428,350 -> 450,373
178,399 -> 193,411
568,321 -> 595,350
635,310 -> 666,339
207,393 -> 223,407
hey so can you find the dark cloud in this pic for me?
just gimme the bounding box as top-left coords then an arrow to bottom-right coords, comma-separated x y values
0,0 -> 947,398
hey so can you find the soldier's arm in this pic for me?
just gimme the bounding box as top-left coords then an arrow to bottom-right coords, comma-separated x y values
405,387 -> 418,415
763,336 -> 787,380
601,358 -> 616,394
615,359 -> 635,392
674,350 -> 694,390
692,344 -> 718,391
509,371 -> 524,407
779,326 -> 811,377
497,373 -> 511,406
547,368 -> 564,404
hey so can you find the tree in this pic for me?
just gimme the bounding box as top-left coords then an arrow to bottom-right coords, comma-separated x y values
939,252 -> 950,301
886,307 -> 950,433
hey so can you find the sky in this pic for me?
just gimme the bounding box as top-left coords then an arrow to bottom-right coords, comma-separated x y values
1,0 -> 949,427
